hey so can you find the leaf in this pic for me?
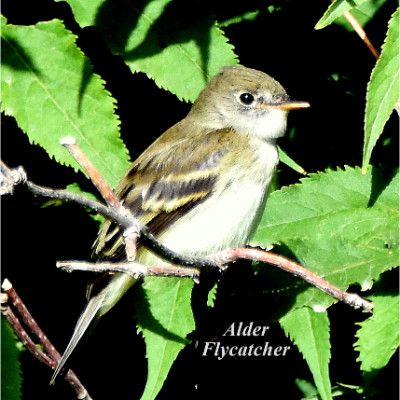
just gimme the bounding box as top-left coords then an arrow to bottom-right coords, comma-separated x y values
354,270 -> 399,376
281,308 -> 332,400
315,0 -> 370,30
54,0 -> 100,27
295,378 -> 318,397
1,18 -> 130,188
278,146 -> 307,176
219,10 -> 260,27
207,283 -> 218,308
315,0 -> 389,30
58,0 -> 238,102
1,317 -> 23,400
362,9 -> 399,173
252,166 -> 398,251
251,166 -> 399,311
333,0 -> 389,31
136,277 -> 195,400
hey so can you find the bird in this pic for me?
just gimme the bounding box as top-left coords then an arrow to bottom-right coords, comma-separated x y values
50,65 -> 310,383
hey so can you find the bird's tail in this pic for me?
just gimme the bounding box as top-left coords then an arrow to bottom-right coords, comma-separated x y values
50,272 -> 137,384
49,290 -> 105,384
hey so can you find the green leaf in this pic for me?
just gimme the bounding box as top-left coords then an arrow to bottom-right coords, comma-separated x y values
207,283 -> 218,308
333,0 -> 389,31
354,270 -> 399,376
362,9 -> 399,173
1,317 -> 23,400
316,0 -> 389,30
252,166 -> 398,250
54,0 -> 100,27
219,10 -> 260,27
281,308 -> 332,400
315,0 -> 370,30
278,146 -> 307,176
295,378 -> 318,397
251,166 -> 399,311
64,182 -> 99,201
59,0 -> 238,102
1,19 -> 130,188
136,277 -> 195,400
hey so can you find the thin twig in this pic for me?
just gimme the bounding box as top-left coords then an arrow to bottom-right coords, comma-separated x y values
337,10 -> 399,117
1,298 -> 55,367
0,162 -> 25,195
343,11 -> 380,59
58,248 -> 374,312
1,280 -> 92,400
2,279 -> 61,363
328,0 -> 380,60
214,248 -> 374,312
57,260 -> 201,279
0,158 -> 373,312
0,160 -> 219,269
61,137 -> 139,261
60,137 -> 121,209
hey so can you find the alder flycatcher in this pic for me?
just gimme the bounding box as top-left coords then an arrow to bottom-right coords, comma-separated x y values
51,65 -> 310,383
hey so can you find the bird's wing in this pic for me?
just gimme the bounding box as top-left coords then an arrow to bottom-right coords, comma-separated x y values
50,127 -> 238,384
93,125 -> 239,262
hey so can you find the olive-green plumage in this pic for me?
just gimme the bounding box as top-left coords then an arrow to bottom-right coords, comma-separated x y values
50,65 -> 309,383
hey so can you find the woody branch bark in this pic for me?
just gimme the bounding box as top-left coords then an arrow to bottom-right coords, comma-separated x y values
60,137 -> 139,261
1,280 -> 92,400
0,139 -> 374,313
213,248 -> 374,312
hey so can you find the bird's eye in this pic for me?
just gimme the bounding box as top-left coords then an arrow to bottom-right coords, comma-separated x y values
239,92 -> 255,105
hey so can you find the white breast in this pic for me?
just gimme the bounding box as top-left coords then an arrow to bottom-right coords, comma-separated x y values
99,138 -> 279,314
149,138 -> 279,259
160,179 -> 266,254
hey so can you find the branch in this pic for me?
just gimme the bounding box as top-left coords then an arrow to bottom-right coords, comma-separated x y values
0,150 -> 374,312
338,10 -> 399,117
342,11 -> 380,60
213,248 -> 374,312
0,159 -> 217,270
62,137 -> 140,260
0,161 -> 25,195
1,138 -> 376,396
58,248 -> 374,312
326,0 -> 380,60
1,279 -> 92,400
57,260 -> 201,280
60,137 -> 122,209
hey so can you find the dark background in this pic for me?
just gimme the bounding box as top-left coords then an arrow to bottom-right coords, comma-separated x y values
2,1 -> 399,399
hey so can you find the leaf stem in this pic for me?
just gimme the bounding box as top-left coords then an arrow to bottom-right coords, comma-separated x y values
343,11 -> 380,59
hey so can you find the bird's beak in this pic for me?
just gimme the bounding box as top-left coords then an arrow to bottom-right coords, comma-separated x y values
268,99 -> 311,110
